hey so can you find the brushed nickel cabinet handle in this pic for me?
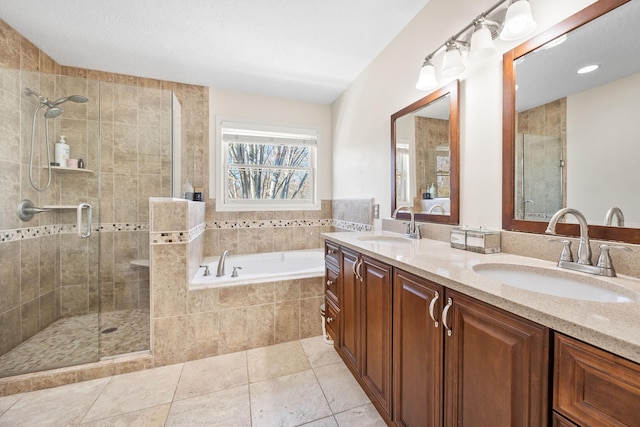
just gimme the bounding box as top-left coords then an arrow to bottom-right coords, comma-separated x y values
327,317 -> 333,323
442,297 -> 453,337
428,291 -> 440,328
326,280 -> 333,286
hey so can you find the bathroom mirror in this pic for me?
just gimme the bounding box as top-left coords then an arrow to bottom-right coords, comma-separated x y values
391,80 -> 459,224
503,0 -> 640,243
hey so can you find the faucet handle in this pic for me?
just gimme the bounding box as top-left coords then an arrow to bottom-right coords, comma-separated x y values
231,266 -> 242,278
199,265 -> 211,276
596,244 -> 632,270
548,238 -> 574,262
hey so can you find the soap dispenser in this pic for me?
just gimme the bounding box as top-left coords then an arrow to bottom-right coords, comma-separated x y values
55,135 -> 70,168
428,183 -> 436,198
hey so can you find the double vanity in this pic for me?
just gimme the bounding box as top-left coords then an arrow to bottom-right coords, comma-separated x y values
322,231 -> 640,427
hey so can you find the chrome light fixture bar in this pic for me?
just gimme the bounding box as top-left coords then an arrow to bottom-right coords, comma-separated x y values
416,0 -> 536,90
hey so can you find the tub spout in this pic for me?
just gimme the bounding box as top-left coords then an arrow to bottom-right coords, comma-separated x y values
217,250 -> 230,277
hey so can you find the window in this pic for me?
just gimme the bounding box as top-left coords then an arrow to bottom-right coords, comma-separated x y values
215,120 -> 319,211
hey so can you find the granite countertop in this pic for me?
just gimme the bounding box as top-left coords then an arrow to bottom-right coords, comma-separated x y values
322,231 -> 640,364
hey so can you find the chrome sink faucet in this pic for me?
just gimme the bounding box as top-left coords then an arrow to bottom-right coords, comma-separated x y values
392,205 -> 421,239
546,208 -> 592,265
217,250 -> 230,277
546,207 -> 631,277
604,206 -> 624,226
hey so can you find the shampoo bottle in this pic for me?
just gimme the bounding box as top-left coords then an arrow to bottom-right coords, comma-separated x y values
55,135 -> 70,168
429,183 -> 436,198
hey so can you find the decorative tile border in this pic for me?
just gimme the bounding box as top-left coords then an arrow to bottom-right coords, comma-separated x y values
0,223 -> 149,244
150,222 -> 206,245
333,220 -> 373,232
208,219 -> 333,229
2,218 -> 371,246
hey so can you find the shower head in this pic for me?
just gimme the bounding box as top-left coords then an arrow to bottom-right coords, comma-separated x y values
44,107 -> 64,119
52,95 -> 89,105
24,87 -> 53,107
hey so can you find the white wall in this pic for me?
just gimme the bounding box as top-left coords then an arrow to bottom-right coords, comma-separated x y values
208,88 -> 332,203
331,0 -> 595,230
567,72 -> 640,227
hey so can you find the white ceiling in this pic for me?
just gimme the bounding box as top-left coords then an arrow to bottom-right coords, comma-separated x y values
0,0 -> 429,104
516,0 -> 640,112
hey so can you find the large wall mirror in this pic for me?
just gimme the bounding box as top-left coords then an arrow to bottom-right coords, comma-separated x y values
391,80 -> 459,224
502,0 -> 640,243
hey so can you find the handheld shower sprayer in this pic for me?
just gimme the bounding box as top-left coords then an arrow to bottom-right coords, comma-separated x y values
23,87 -> 89,191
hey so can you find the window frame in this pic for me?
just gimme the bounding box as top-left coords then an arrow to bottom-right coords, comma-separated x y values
213,118 -> 320,211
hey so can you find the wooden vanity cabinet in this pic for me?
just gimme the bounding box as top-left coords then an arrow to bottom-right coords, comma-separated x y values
444,289 -> 550,427
324,241 -> 341,342
393,269 -> 444,427
339,247 -> 361,373
394,269 -> 550,427
332,245 -> 393,421
554,333 -> 640,427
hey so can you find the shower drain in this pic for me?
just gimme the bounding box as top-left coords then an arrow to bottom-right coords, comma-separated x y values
101,327 -> 118,334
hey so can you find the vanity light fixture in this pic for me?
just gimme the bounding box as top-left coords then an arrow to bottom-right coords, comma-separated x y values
469,20 -> 496,61
416,57 -> 438,90
415,0 -> 537,90
442,40 -> 466,77
500,0 -> 537,41
577,64 -> 600,74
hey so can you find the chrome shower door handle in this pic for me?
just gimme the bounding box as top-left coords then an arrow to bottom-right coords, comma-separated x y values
77,203 -> 92,238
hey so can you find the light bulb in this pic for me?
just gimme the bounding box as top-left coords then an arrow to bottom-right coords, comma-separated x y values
500,0 -> 537,41
416,61 -> 438,91
469,22 -> 496,61
442,44 -> 465,78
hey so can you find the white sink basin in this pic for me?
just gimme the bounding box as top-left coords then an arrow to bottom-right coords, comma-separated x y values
357,235 -> 411,244
473,263 -> 636,303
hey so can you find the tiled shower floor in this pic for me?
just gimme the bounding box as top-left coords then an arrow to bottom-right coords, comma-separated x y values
0,309 -> 150,378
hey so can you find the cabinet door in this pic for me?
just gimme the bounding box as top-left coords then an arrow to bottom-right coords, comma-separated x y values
360,255 -> 393,417
393,269 -> 443,427
554,333 -> 640,427
339,248 -> 360,372
444,290 -> 550,427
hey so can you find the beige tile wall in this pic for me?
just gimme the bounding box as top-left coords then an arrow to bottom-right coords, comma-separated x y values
0,19 -> 208,361
151,199 -> 324,366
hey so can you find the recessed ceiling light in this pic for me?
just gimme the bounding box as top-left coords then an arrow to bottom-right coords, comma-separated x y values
577,64 -> 599,74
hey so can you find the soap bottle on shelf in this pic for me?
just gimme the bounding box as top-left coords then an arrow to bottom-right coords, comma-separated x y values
55,135 -> 70,168
428,183 -> 436,198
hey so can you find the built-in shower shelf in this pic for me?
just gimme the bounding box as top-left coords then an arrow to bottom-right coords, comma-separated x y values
43,166 -> 95,174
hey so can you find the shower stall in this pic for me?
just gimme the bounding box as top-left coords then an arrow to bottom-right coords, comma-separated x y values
0,70 -> 176,378
514,133 -> 564,221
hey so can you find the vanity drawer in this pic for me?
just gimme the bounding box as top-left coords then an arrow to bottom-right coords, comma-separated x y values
554,333 -> 640,427
324,298 -> 339,341
325,241 -> 340,267
325,264 -> 339,306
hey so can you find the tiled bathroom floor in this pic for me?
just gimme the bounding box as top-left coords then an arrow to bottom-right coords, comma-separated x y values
0,309 -> 150,378
0,336 -> 386,426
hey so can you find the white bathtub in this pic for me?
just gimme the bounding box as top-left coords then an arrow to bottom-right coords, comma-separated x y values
190,248 -> 325,288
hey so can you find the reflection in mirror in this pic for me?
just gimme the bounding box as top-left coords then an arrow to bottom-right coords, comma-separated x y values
503,0 -> 640,243
392,80 -> 459,224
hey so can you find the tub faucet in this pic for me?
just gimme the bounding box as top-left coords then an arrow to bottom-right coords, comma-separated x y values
216,250 -> 230,277
392,205 -> 421,239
